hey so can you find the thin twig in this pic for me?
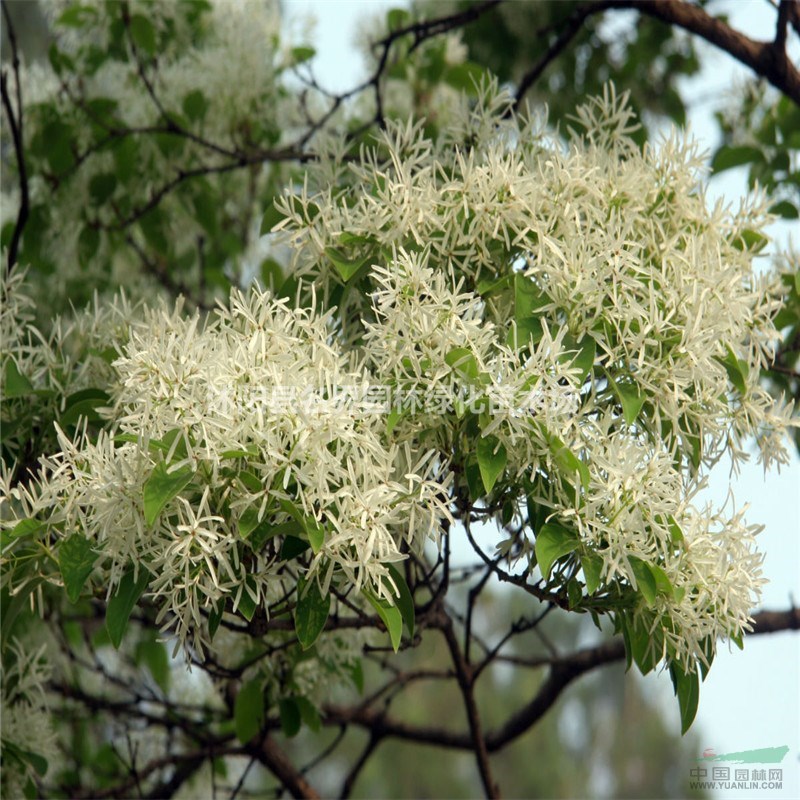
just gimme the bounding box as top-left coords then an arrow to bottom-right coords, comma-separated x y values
1,0 -> 30,274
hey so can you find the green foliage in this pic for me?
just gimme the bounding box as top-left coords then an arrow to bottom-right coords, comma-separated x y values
476,435 -> 507,494
534,523 -> 579,581
234,679 -> 265,744
106,567 -> 150,649
58,534 -> 98,603
429,0 -> 701,140
143,462 -> 195,526
294,578 -> 331,650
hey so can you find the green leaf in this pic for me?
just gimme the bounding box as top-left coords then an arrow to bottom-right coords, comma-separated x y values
716,345 -> 749,394
711,145 -> 764,173
567,578 -> 582,608
507,317 -> 544,349
259,257 -> 284,291
60,388 -> 110,426
78,225 -> 100,264
325,246 -> 370,282
220,446 -> 257,460
59,534 -> 99,603
387,7 -> 410,31
235,575 -> 258,621
280,535 -> 310,560
238,470 -> 262,493
581,553 -> 603,594
548,435 -> 590,490
476,435 -> 507,494
606,373 -> 645,426
106,567 -> 150,648
346,660 -> 364,693
628,615 -> 660,675
365,592 -> 403,652
386,564 -> 414,639
670,662 -> 700,734
629,557 -> 657,606
57,5 -> 97,27
295,577 -> 331,650
476,274 -> 511,296
465,460 -> 485,500
295,696 -> 321,732
111,135 -> 138,181
443,62 -> 486,94
208,601 -> 224,641
279,697 -> 301,737
235,679 -> 265,743
648,562 -> 674,598
535,523 -> 579,581
731,228 -> 768,253
305,518 -> 325,553
136,639 -> 170,693
182,89 -> 208,121
666,515 -> 684,544
238,507 -> 260,539
1,518 -> 44,549
560,335 -> 595,383
89,173 -> 117,204
44,121 -> 74,173
291,46 -> 316,64
129,14 -> 157,55
515,273 -> 549,320
260,201 -> 286,235
386,407 -> 405,435
770,200 -> 799,220
280,500 -> 325,552
3,359 -> 34,398
249,520 -> 301,553
143,462 -> 195,526
445,347 -> 480,382
3,740 -> 49,777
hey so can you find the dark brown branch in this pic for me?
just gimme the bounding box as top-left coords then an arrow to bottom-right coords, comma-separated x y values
439,610 -> 500,798
341,733 -> 382,799
119,3 -> 240,161
1,0 -> 29,274
515,0 -> 800,110
514,3 -> 603,110
245,736 -> 321,800
390,0 -> 503,50
323,606 -> 800,752
626,0 -> 800,104
105,148 -> 308,233
775,0 -> 792,52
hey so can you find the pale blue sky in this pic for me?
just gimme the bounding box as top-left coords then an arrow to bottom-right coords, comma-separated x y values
283,1 -> 799,796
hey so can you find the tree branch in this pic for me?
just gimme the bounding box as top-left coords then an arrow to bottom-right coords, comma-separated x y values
245,736 -> 321,800
1,0 -> 30,274
439,608 -> 499,798
515,0 -> 800,110
323,606 -> 800,752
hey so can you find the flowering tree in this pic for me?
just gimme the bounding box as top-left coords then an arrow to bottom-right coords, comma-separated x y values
1,2 -> 799,798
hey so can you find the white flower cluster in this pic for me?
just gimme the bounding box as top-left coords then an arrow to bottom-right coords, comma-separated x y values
2,80 -> 794,675
0,640 -> 58,799
0,268 -> 138,462
5,287 -> 451,654
269,83 -> 794,668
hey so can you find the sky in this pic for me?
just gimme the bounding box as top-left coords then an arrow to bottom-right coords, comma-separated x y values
282,1 -> 799,797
